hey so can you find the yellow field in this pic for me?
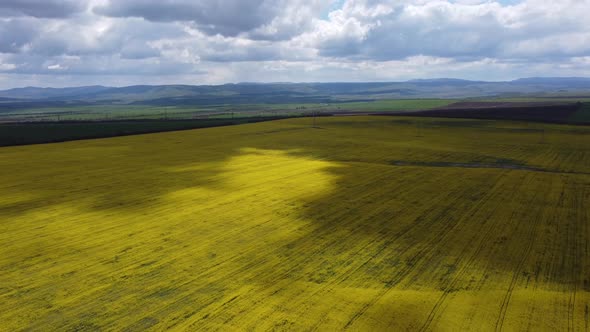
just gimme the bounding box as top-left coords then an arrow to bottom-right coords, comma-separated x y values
1,116 -> 589,331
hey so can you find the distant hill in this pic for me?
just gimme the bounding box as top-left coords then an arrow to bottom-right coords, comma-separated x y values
510,77 -> 590,88
0,86 -> 110,100
1,78 -> 589,110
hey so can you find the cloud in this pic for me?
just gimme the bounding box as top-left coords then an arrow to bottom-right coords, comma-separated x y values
0,0 -> 86,18
47,63 -> 67,70
0,0 -> 590,88
97,0 -> 290,37
95,0 -> 328,40
1,52 -> 205,76
0,18 -> 39,53
0,62 -> 16,71
307,0 -> 590,61
19,16 -> 183,59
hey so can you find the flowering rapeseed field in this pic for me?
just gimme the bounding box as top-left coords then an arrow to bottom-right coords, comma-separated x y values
1,116 -> 589,330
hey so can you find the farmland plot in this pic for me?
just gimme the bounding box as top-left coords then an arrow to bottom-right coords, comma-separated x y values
1,116 -> 589,331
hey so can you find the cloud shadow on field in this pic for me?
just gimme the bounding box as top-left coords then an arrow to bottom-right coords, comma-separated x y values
1,117 -> 590,330
2,118 -> 589,286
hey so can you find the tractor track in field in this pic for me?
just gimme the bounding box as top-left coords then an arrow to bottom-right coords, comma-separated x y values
494,176 -> 543,331
419,173 -> 520,331
3,116 -> 590,331
341,169 -> 507,330
389,160 -> 590,176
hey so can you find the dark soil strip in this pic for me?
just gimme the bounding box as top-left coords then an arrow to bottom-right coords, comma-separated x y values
0,116 -> 293,147
383,102 -> 588,125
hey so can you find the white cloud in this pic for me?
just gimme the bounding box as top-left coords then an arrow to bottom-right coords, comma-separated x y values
0,62 -> 16,70
47,63 -> 66,70
0,0 -> 589,87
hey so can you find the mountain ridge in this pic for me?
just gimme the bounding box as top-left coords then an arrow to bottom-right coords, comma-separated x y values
1,78 -> 590,109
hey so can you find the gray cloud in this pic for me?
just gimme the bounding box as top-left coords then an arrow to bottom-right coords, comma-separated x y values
1,0 -> 590,88
200,45 -> 282,62
0,52 -> 204,76
94,0 -> 282,37
23,17 -> 183,59
0,18 -> 39,53
0,0 -> 86,18
95,0 -> 326,40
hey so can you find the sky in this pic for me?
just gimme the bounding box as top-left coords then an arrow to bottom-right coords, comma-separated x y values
0,0 -> 589,88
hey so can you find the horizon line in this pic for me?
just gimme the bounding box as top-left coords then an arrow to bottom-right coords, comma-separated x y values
3,76 -> 590,90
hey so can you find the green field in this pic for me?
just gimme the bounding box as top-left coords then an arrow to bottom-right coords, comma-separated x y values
316,99 -> 455,112
476,97 -> 590,103
0,99 -> 455,122
1,116 -> 589,330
